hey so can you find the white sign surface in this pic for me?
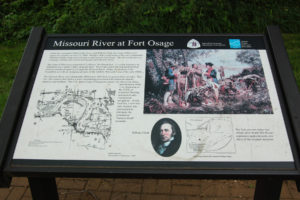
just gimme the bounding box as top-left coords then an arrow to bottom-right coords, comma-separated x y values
13,49 -> 294,162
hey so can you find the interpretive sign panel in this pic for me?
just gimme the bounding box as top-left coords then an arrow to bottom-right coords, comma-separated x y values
12,35 -> 294,164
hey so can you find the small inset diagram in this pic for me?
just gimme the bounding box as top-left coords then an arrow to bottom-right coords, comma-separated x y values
186,117 -> 235,153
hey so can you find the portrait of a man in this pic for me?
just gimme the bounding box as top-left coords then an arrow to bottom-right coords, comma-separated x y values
151,118 -> 181,157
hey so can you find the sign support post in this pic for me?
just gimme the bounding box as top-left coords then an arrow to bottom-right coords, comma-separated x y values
28,177 -> 59,200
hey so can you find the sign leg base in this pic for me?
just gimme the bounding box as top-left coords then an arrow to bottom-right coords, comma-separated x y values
254,178 -> 282,200
296,179 -> 300,192
28,177 -> 59,200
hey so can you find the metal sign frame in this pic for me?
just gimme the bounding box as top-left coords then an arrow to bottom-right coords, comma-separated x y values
0,26 -> 299,199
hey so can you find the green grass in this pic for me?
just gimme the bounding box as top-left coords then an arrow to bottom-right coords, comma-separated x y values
0,42 -> 26,116
0,35 -> 299,117
283,34 -> 300,87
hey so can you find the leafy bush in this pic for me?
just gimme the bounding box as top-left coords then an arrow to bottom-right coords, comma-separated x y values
1,0 -> 300,42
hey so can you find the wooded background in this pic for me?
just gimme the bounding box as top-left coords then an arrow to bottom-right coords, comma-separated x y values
1,0 -> 300,43
0,0 -> 299,115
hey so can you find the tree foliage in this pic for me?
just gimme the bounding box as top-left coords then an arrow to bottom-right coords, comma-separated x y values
236,50 -> 262,67
1,0 -> 300,42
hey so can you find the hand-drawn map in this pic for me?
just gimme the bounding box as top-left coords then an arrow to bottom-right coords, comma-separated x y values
186,117 -> 236,153
33,86 -> 116,149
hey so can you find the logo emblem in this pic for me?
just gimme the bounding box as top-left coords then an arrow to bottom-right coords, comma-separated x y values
229,39 -> 241,48
187,39 -> 201,48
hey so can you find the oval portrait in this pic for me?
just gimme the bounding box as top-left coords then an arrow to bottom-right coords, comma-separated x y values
151,118 -> 181,157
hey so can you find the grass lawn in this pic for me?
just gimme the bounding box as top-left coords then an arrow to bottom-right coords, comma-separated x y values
283,34 -> 300,87
0,35 -> 299,117
0,41 -> 26,116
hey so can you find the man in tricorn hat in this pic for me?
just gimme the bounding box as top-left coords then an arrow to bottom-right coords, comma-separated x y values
205,62 -> 218,84
204,62 -> 219,103
163,65 -> 176,106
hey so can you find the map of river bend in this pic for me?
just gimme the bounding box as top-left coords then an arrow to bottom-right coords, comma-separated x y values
33,86 -> 116,149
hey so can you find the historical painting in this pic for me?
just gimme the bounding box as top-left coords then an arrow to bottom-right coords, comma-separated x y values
144,49 -> 273,114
